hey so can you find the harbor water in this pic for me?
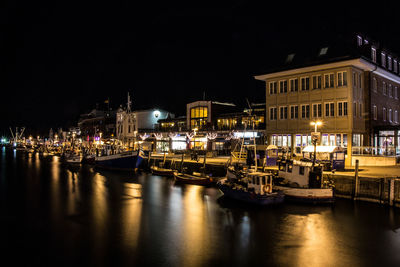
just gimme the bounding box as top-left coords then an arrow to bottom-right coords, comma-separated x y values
1,147 -> 400,266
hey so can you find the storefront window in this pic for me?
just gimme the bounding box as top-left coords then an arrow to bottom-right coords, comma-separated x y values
190,106 -> 208,129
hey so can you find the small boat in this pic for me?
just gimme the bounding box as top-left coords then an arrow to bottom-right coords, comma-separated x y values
218,172 -> 284,205
174,171 -> 213,186
273,159 -> 335,204
65,154 -> 81,164
82,154 -> 95,164
150,165 -> 175,177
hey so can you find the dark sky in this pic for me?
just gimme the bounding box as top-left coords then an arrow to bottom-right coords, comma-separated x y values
2,2 -> 400,136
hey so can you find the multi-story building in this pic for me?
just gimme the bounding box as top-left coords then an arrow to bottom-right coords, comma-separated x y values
116,106 -> 172,149
254,33 -> 400,166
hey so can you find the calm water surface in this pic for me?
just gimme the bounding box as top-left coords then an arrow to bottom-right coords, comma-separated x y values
1,147 -> 400,267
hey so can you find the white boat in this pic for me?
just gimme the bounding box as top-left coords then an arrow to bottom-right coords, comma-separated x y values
274,159 -> 334,204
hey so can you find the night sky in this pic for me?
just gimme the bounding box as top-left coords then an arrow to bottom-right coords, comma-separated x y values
2,2 -> 400,136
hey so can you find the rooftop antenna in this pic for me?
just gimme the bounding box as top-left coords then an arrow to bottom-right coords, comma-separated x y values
127,92 -> 132,113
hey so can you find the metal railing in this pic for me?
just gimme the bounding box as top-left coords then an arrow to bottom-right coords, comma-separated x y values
352,146 -> 399,156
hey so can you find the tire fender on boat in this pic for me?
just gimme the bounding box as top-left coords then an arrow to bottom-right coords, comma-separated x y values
263,184 -> 271,194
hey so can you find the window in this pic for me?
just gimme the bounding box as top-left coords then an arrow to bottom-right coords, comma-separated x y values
312,103 -> 322,118
279,106 -> 288,120
300,77 -> 310,91
383,81 -> 387,95
301,104 -> 310,118
354,102 -> 357,117
337,71 -> 347,86
325,102 -> 335,117
389,109 -> 392,122
338,101 -> 348,116
353,72 -> 357,87
373,78 -> 377,93
290,105 -> 298,119
383,107 -> 387,121
269,82 -> 277,94
289,78 -> 298,92
359,103 -> 362,118
388,56 -> 392,71
269,107 -> 277,120
373,105 -> 377,120
357,35 -> 362,46
324,73 -> 334,88
319,47 -> 329,56
395,60 -> 398,73
389,84 -> 393,97
395,110 -> 398,123
395,86 -> 398,99
279,80 -> 288,93
371,47 -> 377,63
381,52 -> 386,68
312,75 -> 322,89
190,106 -> 208,129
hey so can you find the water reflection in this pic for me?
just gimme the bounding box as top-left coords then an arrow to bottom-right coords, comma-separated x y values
1,150 -> 400,266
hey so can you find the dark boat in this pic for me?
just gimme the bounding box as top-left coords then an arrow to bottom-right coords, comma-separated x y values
174,171 -> 213,186
95,150 -> 144,171
150,165 -> 175,177
217,172 -> 284,205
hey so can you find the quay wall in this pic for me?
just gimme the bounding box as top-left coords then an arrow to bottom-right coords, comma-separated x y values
144,157 -> 400,207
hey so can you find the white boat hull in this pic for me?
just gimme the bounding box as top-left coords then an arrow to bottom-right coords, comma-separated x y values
274,185 -> 334,204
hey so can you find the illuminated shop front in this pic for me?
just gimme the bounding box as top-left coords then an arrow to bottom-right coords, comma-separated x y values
190,136 -> 208,150
271,133 -> 348,154
171,135 -> 187,151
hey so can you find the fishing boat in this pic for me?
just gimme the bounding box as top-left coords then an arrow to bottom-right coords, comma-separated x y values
273,159 -> 335,204
95,149 -> 144,171
174,171 -> 213,185
217,172 -> 284,205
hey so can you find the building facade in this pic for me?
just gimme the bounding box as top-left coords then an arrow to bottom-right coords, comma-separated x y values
255,34 -> 400,166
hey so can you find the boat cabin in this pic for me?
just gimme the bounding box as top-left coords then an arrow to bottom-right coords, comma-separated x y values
247,172 -> 274,195
302,145 -> 345,171
278,160 -> 323,188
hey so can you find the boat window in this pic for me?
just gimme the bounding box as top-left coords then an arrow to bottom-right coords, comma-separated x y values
287,163 -> 293,173
299,166 -> 305,175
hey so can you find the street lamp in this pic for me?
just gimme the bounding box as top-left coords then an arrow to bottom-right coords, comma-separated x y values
310,121 -> 323,167
310,121 -> 322,132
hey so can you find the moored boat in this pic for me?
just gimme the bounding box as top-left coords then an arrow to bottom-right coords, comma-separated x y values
218,172 -> 284,205
173,171 -> 213,186
151,165 -> 175,177
273,159 -> 335,204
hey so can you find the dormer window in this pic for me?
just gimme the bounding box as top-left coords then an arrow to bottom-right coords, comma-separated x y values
371,47 -> 377,63
286,53 -> 295,63
381,52 -> 386,68
319,47 -> 329,56
388,56 -> 392,70
357,35 -> 362,46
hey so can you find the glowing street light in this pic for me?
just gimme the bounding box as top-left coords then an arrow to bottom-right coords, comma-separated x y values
310,121 -> 322,132
310,121 -> 323,167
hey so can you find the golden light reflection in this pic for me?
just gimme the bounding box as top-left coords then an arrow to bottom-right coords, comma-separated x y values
181,185 -> 210,267
121,183 -> 143,250
278,213 -> 354,267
